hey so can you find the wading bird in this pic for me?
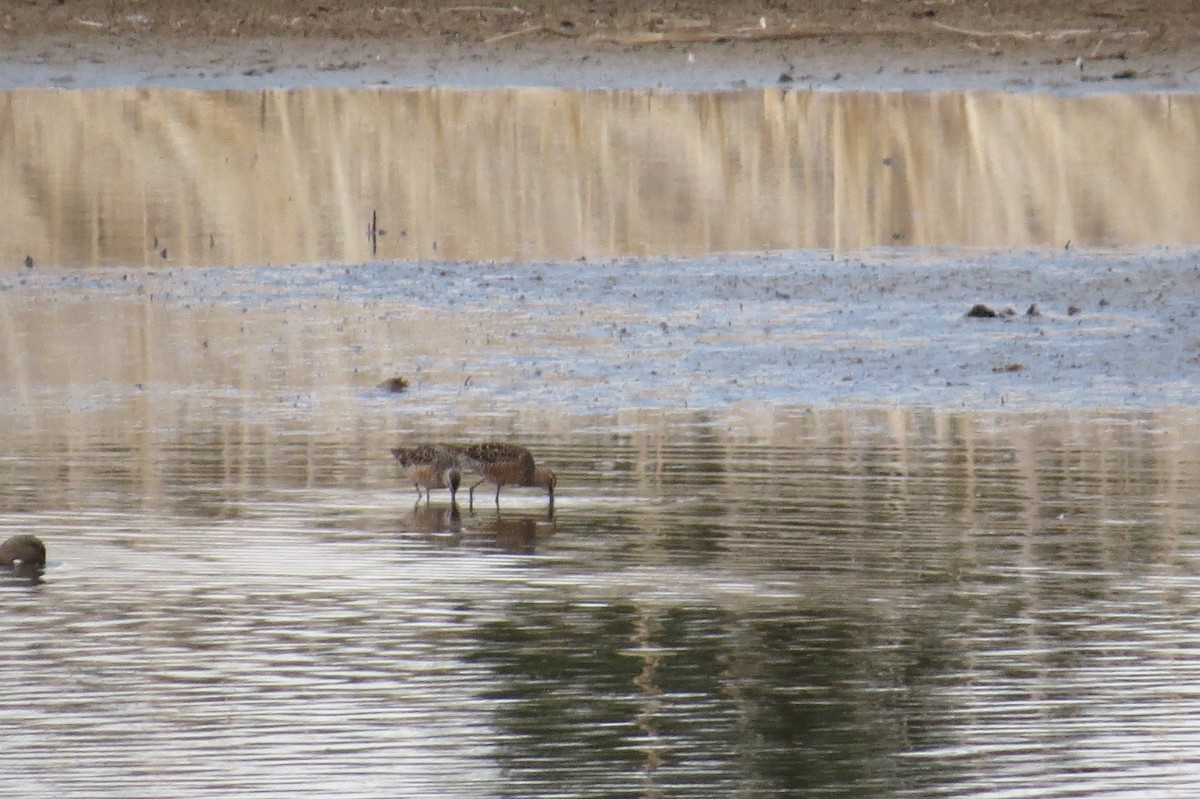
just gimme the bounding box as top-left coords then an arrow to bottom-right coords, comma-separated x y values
391,444 -> 463,504
457,442 -> 556,509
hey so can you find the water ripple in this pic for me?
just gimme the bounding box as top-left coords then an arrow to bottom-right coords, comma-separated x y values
1,410 -> 1199,796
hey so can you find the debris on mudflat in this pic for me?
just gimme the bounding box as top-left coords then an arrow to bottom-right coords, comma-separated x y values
379,376 -> 410,393
992,363 -> 1025,373
967,304 -> 1016,318
1026,303 -> 1041,317
1068,305 -> 1082,316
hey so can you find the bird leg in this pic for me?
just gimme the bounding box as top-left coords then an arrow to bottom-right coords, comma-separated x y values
468,479 -> 486,510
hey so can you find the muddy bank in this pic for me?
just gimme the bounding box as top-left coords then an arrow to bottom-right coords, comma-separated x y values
1,0 -> 1199,90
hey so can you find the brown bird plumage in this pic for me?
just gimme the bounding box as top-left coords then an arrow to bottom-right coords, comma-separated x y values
391,444 -> 463,503
0,534 -> 46,575
457,442 -> 556,508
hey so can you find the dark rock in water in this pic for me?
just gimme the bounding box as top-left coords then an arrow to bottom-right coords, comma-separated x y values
380,376 -> 410,393
966,304 -> 998,318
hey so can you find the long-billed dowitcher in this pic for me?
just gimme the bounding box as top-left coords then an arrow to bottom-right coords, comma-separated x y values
0,534 -> 46,574
391,444 -> 463,503
457,442 -> 556,508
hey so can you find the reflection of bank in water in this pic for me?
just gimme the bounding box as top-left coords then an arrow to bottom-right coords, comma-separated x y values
6,87 -> 1200,269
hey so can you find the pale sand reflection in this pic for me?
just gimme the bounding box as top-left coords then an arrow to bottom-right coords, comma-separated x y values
3,87 -> 1200,267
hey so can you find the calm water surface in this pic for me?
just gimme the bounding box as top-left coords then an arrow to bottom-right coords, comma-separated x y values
4,84 -> 1200,797
3,409 -> 1200,797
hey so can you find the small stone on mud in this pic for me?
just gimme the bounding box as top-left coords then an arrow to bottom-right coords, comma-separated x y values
1026,303 -> 1041,317
379,376 -> 409,393
1068,305 -> 1082,316
966,303 -> 998,318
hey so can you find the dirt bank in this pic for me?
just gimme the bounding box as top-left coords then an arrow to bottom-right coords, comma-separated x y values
1,0 -> 1199,90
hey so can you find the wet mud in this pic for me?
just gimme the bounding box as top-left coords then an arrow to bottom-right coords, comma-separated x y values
5,249 -> 1199,420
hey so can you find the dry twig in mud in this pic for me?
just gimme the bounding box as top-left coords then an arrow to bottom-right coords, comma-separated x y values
930,20 -> 1147,41
444,5 -> 528,14
590,27 -> 910,44
487,20 -> 1149,47
1087,47 -> 1129,61
484,24 -> 575,43
487,25 -> 907,46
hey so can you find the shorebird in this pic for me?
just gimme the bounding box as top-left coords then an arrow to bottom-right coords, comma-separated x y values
457,442 -> 556,508
391,444 -> 463,503
0,534 -> 46,575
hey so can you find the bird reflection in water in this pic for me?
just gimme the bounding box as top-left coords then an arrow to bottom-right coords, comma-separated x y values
398,499 -> 557,554
404,501 -> 464,536
463,506 -> 557,554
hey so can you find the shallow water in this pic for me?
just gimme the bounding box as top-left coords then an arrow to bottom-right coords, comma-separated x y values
4,83 -> 1200,797
3,406 -> 1200,797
